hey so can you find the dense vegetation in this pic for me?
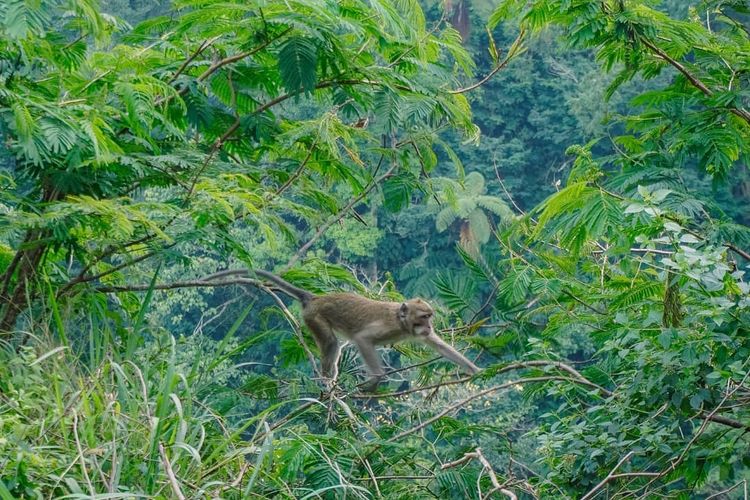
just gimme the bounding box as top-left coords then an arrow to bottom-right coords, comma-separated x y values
1,0 -> 749,498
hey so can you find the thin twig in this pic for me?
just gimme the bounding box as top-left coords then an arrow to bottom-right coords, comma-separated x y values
705,480 -> 747,500
350,376 -> 473,399
636,368 -> 750,496
193,28 -> 293,87
73,411 -> 96,496
387,376 -> 600,442
285,156 -> 394,269
450,29 -> 526,94
260,285 -> 320,379
442,448 -> 517,500
581,451 -> 637,500
352,475 -> 434,481
159,443 -> 186,500
493,160 -> 527,217
167,36 -> 221,84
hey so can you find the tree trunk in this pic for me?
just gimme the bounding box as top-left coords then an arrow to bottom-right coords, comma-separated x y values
0,188 -> 59,335
0,230 -> 49,334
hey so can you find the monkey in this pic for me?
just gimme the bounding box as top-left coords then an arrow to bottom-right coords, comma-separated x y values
255,270 -> 480,392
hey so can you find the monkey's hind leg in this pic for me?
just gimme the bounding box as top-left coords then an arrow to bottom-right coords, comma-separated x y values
353,339 -> 386,393
304,316 -> 340,389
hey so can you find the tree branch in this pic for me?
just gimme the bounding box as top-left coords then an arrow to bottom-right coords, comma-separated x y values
350,376 -> 473,399
95,277 -> 262,293
450,28 -> 526,95
386,376 -> 600,442
442,447 -> 517,500
492,360 -> 613,396
638,36 -> 750,124
725,242 -> 750,261
581,451 -> 638,500
192,28 -> 294,87
167,36 -> 221,85
285,154 -> 392,269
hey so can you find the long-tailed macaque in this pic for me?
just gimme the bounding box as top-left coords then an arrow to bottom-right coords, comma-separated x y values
255,270 -> 480,391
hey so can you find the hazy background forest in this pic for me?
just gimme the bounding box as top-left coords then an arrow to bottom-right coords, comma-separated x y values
1,0 -> 749,498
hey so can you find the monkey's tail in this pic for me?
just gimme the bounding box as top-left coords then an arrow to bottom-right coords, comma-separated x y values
255,270 -> 314,306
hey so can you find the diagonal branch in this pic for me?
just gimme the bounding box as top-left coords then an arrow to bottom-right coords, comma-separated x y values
580,451 -> 657,500
167,36 -> 221,85
638,36 -> 750,125
450,28 -> 526,95
442,448 -> 517,500
193,28 -> 294,87
284,154 -> 393,269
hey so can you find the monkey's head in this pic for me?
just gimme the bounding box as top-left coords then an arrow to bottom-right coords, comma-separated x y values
398,298 -> 434,337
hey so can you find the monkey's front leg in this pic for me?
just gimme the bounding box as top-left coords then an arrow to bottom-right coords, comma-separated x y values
353,338 -> 386,392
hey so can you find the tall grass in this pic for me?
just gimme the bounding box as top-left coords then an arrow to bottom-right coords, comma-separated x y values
0,332 -> 256,498
0,292 -> 485,499
0,293 -> 380,499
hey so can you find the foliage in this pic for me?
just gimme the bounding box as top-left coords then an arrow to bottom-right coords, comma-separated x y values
1,0 -> 750,498
0,0 -> 477,330
0,334 -> 252,498
431,171 -> 514,253
325,211 -> 384,261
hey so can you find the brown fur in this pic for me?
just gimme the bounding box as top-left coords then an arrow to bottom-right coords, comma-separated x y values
303,294 -> 433,343
257,271 -> 480,391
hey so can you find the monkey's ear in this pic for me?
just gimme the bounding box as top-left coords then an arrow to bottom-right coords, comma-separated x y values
398,302 -> 408,320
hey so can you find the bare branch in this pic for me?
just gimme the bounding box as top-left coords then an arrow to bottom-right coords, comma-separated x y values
705,480 -> 747,500
350,376 -> 473,399
260,284 -> 320,379
191,28 -> 294,88
493,360 -> 613,396
701,412 -> 750,432
386,376 -> 601,442
725,242 -> 750,262
159,443 -> 186,500
442,448 -> 517,500
450,29 -> 526,95
167,36 -> 221,85
95,277 -> 262,293
635,368 -> 750,496
582,452 -> 635,500
285,156 -> 395,269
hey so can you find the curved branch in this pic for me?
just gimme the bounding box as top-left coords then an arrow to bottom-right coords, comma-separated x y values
386,376 -> 600,442
442,447 -> 517,500
493,360 -> 613,396
351,376 -> 473,399
167,36 -> 221,85
450,28 -> 526,95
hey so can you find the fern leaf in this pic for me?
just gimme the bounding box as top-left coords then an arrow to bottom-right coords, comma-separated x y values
278,37 -> 318,94
434,272 -> 475,313
610,281 -> 664,310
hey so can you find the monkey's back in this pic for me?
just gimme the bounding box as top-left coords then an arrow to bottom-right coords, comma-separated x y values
303,293 -> 402,338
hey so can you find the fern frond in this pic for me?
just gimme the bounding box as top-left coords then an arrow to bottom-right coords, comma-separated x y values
278,36 -> 318,94
610,281 -> 664,310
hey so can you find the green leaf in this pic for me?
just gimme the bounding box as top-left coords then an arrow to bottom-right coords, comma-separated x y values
278,37 -> 318,94
382,172 -> 418,212
467,208 -> 491,243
